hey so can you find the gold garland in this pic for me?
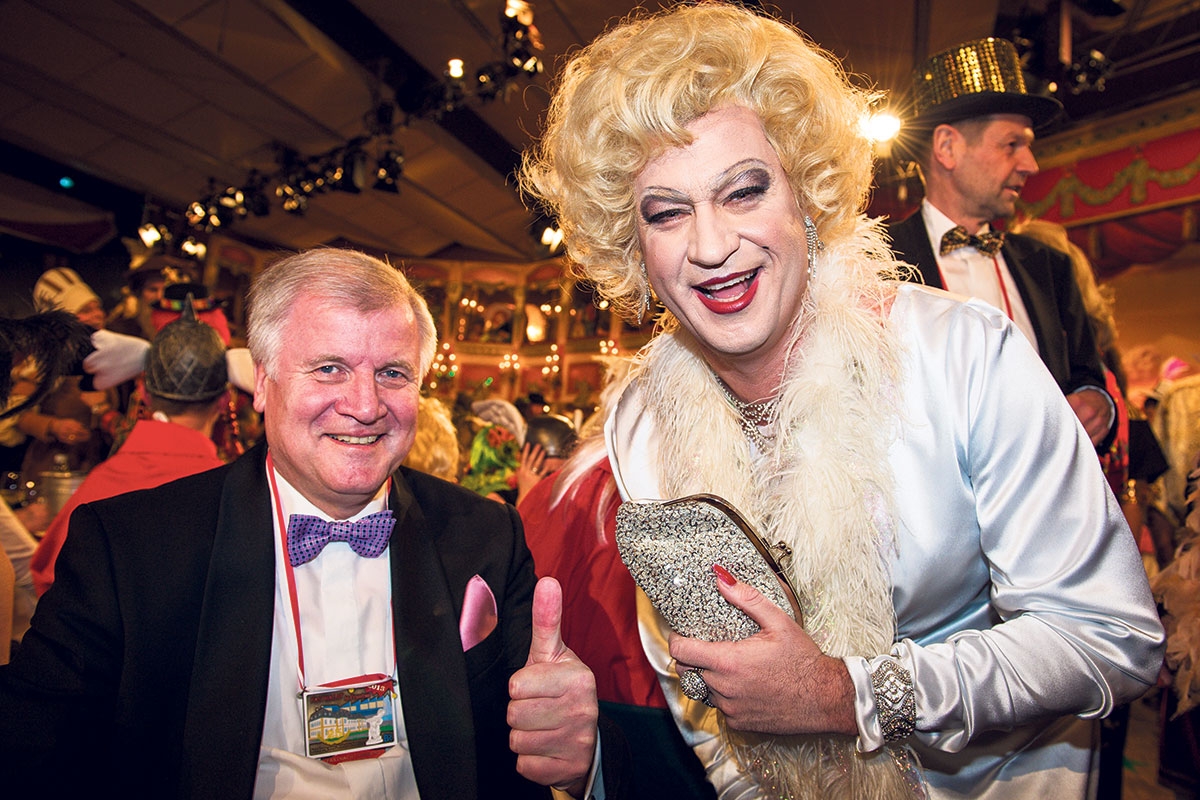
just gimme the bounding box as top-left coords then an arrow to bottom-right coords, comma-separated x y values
1023,146 -> 1200,220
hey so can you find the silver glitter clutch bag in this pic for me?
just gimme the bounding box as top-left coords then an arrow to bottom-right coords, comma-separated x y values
615,494 -> 803,641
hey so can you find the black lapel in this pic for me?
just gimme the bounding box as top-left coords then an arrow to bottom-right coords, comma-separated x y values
1000,240 -> 1049,343
180,445 -> 277,799
389,476 -> 478,800
890,212 -> 944,289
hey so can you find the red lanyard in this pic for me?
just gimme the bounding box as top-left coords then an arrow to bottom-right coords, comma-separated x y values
266,453 -> 393,691
990,254 -> 1014,320
936,251 -> 1014,320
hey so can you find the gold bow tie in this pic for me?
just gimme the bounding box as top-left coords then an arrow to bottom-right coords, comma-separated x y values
940,226 -> 1005,256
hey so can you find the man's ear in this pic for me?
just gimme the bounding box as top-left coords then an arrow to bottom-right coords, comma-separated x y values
930,124 -> 960,171
253,361 -> 269,414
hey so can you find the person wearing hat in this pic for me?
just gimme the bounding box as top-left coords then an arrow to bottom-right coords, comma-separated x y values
889,38 -> 1116,448
29,295 -> 228,595
0,310 -> 150,655
105,256 -> 180,340
16,268 -> 118,494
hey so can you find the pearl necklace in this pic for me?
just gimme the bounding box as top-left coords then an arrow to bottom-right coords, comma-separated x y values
715,376 -> 780,452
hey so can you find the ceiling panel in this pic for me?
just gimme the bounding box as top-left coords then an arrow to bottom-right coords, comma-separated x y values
0,2 -> 117,84
0,0 -> 1196,265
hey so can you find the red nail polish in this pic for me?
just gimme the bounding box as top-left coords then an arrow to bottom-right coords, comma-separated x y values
713,564 -> 736,586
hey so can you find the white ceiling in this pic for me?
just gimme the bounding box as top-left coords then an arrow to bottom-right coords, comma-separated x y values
0,0 -> 1195,262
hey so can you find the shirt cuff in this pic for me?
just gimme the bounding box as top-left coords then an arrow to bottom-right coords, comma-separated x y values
550,729 -> 604,800
845,655 -> 886,752
1074,384 -> 1116,433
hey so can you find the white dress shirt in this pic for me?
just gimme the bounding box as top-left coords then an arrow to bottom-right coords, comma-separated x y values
920,199 -> 1039,352
254,468 -> 420,799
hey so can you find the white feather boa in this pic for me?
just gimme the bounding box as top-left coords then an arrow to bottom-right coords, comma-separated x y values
622,219 -> 922,798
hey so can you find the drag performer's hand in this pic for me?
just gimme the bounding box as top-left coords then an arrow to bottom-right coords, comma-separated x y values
669,564 -> 858,736
509,577 -> 598,797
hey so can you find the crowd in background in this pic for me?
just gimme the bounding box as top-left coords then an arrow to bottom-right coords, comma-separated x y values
0,6 -> 1198,795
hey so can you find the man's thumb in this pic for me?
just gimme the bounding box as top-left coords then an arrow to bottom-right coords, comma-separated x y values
526,576 -> 566,664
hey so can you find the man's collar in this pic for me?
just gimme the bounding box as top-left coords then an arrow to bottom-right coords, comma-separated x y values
270,465 -> 389,522
921,199 -> 994,241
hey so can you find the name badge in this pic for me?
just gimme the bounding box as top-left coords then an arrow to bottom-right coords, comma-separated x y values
303,676 -> 398,760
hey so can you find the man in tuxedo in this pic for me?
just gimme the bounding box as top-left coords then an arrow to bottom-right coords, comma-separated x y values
889,38 -> 1115,447
0,248 -> 619,799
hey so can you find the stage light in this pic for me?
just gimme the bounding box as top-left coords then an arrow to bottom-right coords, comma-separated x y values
373,148 -> 405,193
180,237 -> 207,259
860,111 -> 901,143
138,222 -> 163,247
540,225 -> 564,253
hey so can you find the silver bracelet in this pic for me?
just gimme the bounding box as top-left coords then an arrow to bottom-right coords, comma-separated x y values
870,657 -> 916,742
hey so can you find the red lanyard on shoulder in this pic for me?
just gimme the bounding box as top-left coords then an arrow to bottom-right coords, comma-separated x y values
935,251 -> 1014,320
266,452 -> 394,692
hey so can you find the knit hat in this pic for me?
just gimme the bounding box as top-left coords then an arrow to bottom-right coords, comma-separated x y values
144,294 -> 228,402
33,267 -> 101,315
910,38 -> 1063,130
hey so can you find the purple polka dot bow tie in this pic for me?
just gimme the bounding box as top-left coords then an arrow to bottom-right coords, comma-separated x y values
939,225 -> 1005,256
286,511 -> 395,566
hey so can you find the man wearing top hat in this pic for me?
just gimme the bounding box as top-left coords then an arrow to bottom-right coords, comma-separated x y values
889,38 -> 1115,447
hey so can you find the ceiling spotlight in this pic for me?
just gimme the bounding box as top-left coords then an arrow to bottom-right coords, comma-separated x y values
137,222 -> 163,247
217,185 -> 247,217
1067,49 -> 1114,94
374,149 -> 405,193
475,63 -> 506,102
505,0 -> 535,24
185,196 -> 228,231
860,111 -> 901,143
524,56 -> 543,76
540,225 -> 564,253
180,237 -> 207,260
242,170 -> 271,216
276,182 -> 308,214
323,144 -> 368,194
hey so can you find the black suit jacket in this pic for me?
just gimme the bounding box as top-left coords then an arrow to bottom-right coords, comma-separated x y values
0,442 -> 622,798
888,211 -> 1107,398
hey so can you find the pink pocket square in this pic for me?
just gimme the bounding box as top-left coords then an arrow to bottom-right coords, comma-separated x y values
459,574 -> 498,651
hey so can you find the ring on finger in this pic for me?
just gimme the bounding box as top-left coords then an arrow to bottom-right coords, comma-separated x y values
679,668 -> 714,707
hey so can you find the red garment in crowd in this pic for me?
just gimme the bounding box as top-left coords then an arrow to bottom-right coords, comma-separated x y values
519,458 -> 667,708
31,420 -> 224,595
1099,367 -> 1130,498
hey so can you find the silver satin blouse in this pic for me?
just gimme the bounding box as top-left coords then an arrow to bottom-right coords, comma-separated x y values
606,284 -> 1165,799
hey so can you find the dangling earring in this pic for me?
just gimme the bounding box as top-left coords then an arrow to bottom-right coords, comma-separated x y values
637,260 -> 652,325
804,216 -> 824,283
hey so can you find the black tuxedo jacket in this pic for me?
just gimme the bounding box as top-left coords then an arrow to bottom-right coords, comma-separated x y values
0,442 -> 623,798
888,211 -> 1107,398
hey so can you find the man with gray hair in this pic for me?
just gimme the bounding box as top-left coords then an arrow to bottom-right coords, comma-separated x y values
1,248 -> 620,799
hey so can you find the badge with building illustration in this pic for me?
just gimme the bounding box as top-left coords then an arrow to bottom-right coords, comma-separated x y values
303,677 -> 398,760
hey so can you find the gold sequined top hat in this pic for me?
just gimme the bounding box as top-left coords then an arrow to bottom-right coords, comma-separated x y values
911,38 -> 1063,129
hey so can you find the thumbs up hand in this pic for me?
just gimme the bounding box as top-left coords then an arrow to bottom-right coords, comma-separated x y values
508,577 -> 598,796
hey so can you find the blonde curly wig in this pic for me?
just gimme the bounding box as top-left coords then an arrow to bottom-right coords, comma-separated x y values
520,1 -> 877,320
